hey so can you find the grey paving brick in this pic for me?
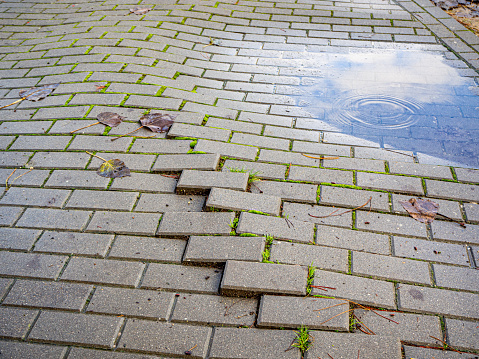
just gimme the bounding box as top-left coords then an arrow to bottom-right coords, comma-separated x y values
129,139 -> 191,154
3,280 -> 92,311
88,153 -> 156,172
182,102 -> 238,119
177,169 -> 248,191
157,211 -> 234,236
264,125 -> 320,142
168,122 -> 230,142
141,263 -> 223,294
389,161 -> 453,180
34,107 -> 90,121
0,227 -> 41,250
109,172 -> 177,193
28,311 -> 123,348
464,202 -> 479,223
118,320 -> 211,358
0,136 -> 15,150
270,240 -> 349,272
259,149 -> 320,167
61,257 -> 145,287
66,190 -> 138,211
391,194 -> 463,221
238,112 -> 293,127
45,170 -> 110,190
445,318 -> 479,351
393,236 -> 470,266
0,206 -> 23,227
253,180 -> 317,204
231,132 -> 290,151
316,225 -> 391,255
207,187 -> 281,215
0,187 -> 70,208
87,211 -> 160,236
356,211 -> 428,238
29,151 -> 90,169
398,284 -> 479,319
87,287 -> 175,320
237,211 -> 315,243
323,156 -> 386,173
48,120 -> 105,135
9,135 -> 71,151
172,293 -> 257,326
312,270 -> 396,309
69,93 -> 126,106
16,208 -> 91,231
183,235 -> 264,264
135,194 -> 205,213
431,220 -> 479,245
0,307 -> 38,339
34,231 -> 114,257
152,154 -> 220,172
209,327 -> 300,359
68,135 -> 132,152
220,260 -> 307,296
0,341 -> 66,359
0,277 -> 13,300
355,146 -> 415,162
0,151 -> 32,168
433,264 -> 479,292
320,186 -> 389,211
288,166 -> 354,185
357,172 -> 424,195
403,345 -> 472,359
0,251 -> 67,280
206,118 -> 262,135
283,201 -> 352,228
194,139 -> 258,160
455,167 -> 479,183
426,179 -> 479,202
0,121 -> 52,135
308,331 -> 402,359
222,159 -> 286,180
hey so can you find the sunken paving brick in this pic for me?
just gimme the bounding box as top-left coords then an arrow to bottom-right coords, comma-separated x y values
0,187 -> 71,208
109,172 -> 177,193
356,172 -> 424,194
354,309 -> 442,345
220,260 -> 307,296
312,270 -> 396,309
0,252 -> 67,280
28,311 -> 123,349
445,318 -> 479,351
134,194 -> 205,213
16,208 -> 91,231
183,235 -> 264,264
431,220 -> 479,245
86,211 -> 161,236
253,180 -> 317,203
209,327 -> 300,359
3,280 -> 92,311
222,159 -> 287,180
65,190 -> 139,211
33,231 -> 114,257
398,284 -> 479,320
177,169 -> 249,191
152,153 -> 221,171
0,227 -> 41,250
206,187 -> 281,215
0,341 -> 66,359
258,295 -> 350,331
270,240 -> 349,272
141,263 -> 223,294
0,307 -> 39,339
86,287 -> 175,320
118,320 -> 212,358
60,257 -> 145,288
171,293 -> 258,326
236,211 -> 315,243
432,264 -> 479,292
157,212 -> 234,236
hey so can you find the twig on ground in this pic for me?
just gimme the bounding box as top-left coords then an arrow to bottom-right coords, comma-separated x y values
0,88 -> 43,110
302,153 -> 340,160
436,213 -> 466,228
6,168 -> 34,191
309,197 -> 372,219
5,169 -> 16,190
429,336 -> 465,353
111,126 -> 144,141
313,302 -> 347,312
319,308 -> 353,325
85,151 -> 107,162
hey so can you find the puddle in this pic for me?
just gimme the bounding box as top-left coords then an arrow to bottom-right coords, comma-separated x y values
282,49 -> 479,168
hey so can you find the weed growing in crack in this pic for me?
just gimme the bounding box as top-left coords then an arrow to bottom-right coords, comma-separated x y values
306,263 -> 316,296
291,326 -> 313,355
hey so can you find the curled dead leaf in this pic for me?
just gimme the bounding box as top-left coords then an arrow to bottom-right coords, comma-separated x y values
19,83 -> 59,102
140,113 -> 175,133
130,7 -> 151,15
97,159 -> 131,178
398,198 -> 439,224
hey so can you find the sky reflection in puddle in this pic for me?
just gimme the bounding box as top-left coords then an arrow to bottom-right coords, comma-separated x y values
283,50 -> 479,168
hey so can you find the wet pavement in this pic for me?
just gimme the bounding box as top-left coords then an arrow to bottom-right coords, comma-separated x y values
0,0 -> 479,357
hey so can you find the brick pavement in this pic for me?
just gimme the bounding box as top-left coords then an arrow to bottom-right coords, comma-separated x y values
0,0 -> 479,357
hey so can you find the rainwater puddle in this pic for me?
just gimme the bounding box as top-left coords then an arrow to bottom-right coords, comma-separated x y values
284,49 -> 479,167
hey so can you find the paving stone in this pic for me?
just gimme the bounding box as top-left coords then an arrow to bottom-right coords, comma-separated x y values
356,211 -> 428,238
109,235 -> 186,263
207,187 -> 281,215
252,180 -> 317,204
391,194 -> 463,220
45,170 -> 109,190
109,172 -> 177,193
66,190 -> 138,211
445,318 -> 479,351
68,135 -> 132,152
352,251 -> 431,284
183,235 -> 264,264
323,157 -> 386,173
258,295 -> 350,330
354,146 -> 415,162
141,263 -> 222,294
455,167 -> 479,183
0,277 -> 13,300
0,251 -> 67,280
29,151 -> 90,169
403,345 -> 473,359
0,187 -> 70,208
61,257 -> 145,287
48,120 -> 105,135
67,347 -> 163,359
86,287 -> 175,320
270,240 -> 349,272
220,260 -> 307,296
0,135 -> 16,150
9,135 -> 71,151
433,264 -> 479,291
354,309 -> 442,345
34,231 -> 114,257
312,270 -> 396,309
283,201 -> 352,228
0,227 -> 41,250
88,153 -> 156,172
464,202 -> 479,223
357,172 -> 424,195
168,122 -> 230,141
194,139 -> 258,160
320,186 -> 389,211
231,132 -> 290,150
307,331 -> 402,359
177,170 -> 248,191
157,212 -> 234,236
171,293 -> 257,326
16,208 -> 92,231
206,117 -> 263,135
389,161 -> 453,180
118,320 -> 211,358
0,307 -> 38,339
209,327 -> 300,359
0,151 -> 33,168
0,121 -> 52,135
28,311 -> 123,349
129,139 -> 191,154
292,141 -> 351,157
431,220 -> 479,245
238,111 -> 293,127
0,206 -> 24,226
222,159 -> 286,180
0,341 -> 66,359
316,225 -> 391,255
288,166 -> 354,185
258,149 -> 320,166
152,154 -> 220,171
398,284 -> 479,320
236,211 -> 315,243
393,236 -> 470,266
426,179 -> 479,202
135,194 -> 205,213
3,280 -> 92,311
86,211 -> 161,236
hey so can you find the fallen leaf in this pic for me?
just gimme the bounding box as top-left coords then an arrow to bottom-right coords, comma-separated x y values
97,159 -> 131,178
96,85 -> 106,90
19,83 -> 59,102
130,7 -> 151,15
140,113 -> 175,133
398,198 -> 439,224
97,112 -> 124,127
